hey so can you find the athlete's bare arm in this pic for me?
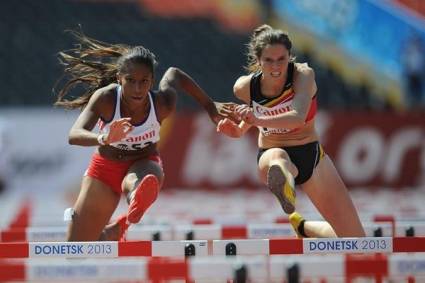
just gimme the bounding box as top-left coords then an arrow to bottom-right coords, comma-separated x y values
68,84 -> 133,146
233,75 -> 252,104
235,64 -> 316,129
232,75 -> 254,133
156,70 -> 178,122
158,67 -> 222,123
216,75 -> 253,138
292,62 -> 317,116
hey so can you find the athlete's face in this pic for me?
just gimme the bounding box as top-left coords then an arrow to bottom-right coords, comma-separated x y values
118,63 -> 153,104
258,44 -> 290,80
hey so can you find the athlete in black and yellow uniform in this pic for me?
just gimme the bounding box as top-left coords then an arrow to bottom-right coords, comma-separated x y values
251,62 -> 324,186
217,24 -> 365,238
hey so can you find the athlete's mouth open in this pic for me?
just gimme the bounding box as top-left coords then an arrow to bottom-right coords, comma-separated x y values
271,71 -> 281,78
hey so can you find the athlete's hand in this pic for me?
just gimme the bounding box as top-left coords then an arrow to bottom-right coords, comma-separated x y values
203,101 -> 222,124
216,118 -> 242,138
202,101 -> 238,124
214,101 -> 242,123
234,104 -> 257,125
105,118 -> 134,144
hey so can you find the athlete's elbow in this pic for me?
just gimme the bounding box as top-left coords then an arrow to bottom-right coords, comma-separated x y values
166,67 -> 183,79
68,129 -> 80,145
168,66 -> 180,72
68,134 -> 78,145
162,67 -> 185,88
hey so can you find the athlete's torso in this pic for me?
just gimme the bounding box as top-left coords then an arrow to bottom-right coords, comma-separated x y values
98,85 -> 161,152
249,62 -> 318,148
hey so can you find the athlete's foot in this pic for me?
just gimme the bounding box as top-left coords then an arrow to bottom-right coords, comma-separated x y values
100,214 -> 129,241
267,164 -> 296,214
116,214 -> 130,241
127,174 -> 159,224
289,211 -> 306,238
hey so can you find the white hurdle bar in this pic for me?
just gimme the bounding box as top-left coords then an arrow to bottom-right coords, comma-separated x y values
2,222 -> 411,242
1,254 -> 425,282
1,237 -> 425,258
5,208 -> 425,228
0,240 -> 207,258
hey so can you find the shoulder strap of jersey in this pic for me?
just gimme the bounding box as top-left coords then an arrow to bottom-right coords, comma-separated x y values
286,62 -> 295,86
249,72 -> 262,107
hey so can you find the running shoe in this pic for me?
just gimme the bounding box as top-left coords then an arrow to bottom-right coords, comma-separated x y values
127,174 -> 159,224
267,164 -> 296,214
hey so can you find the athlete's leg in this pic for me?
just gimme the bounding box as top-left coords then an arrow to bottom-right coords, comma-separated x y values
289,211 -> 336,238
300,155 -> 365,237
123,159 -> 164,224
99,214 -> 129,241
258,148 -> 298,214
67,176 -> 121,241
305,221 -> 336,237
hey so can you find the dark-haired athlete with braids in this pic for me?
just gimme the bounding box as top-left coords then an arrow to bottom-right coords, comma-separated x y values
55,32 -> 226,241
217,25 -> 365,238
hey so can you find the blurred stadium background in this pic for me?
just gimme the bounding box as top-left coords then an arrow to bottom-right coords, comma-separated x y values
1,0 -> 425,282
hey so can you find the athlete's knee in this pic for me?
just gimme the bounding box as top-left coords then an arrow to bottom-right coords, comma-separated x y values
122,173 -> 137,193
123,166 -> 164,193
266,148 -> 290,160
287,162 -> 298,178
266,149 -> 298,177
132,173 -> 163,192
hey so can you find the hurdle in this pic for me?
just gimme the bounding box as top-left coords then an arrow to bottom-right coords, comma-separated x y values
1,254 -> 425,282
1,237 -> 425,258
212,237 -> 425,255
0,240 -> 208,258
3,221 -> 421,242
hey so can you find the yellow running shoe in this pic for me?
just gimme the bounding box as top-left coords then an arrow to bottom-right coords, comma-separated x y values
267,164 -> 296,214
289,211 -> 306,238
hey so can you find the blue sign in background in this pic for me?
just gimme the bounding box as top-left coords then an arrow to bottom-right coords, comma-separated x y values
272,0 -> 425,81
